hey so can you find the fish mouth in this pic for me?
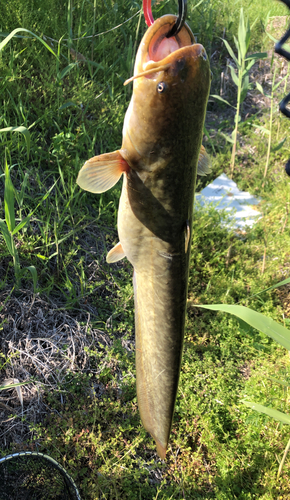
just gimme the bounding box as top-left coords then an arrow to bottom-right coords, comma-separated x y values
124,15 -> 206,86
145,15 -> 194,63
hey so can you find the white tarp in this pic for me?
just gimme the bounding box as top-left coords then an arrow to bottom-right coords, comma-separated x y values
195,173 -> 261,230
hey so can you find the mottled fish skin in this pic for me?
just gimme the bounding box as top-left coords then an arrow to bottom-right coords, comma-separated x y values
77,14 -> 211,459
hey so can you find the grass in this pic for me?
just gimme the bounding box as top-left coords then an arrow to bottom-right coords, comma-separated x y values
1,0 -> 290,498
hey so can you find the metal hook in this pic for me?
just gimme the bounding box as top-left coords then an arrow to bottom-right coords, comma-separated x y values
166,0 -> 187,38
143,0 -> 187,36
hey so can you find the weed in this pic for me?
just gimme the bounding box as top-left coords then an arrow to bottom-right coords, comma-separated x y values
212,8 -> 267,177
256,54 -> 288,184
196,276 -> 290,480
0,157 -> 57,291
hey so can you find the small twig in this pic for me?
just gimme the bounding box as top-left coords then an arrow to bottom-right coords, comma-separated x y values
281,203 -> 289,233
277,434 -> 290,479
262,237 -> 267,274
0,401 -> 15,413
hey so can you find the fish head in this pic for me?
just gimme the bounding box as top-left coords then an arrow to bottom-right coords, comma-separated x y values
122,15 -> 211,172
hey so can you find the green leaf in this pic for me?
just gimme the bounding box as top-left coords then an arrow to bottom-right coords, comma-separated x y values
256,82 -> 264,95
0,126 -> 30,158
245,19 -> 252,52
234,114 -> 241,125
1,378 -> 24,406
244,59 -> 256,75
0,380 -> 31,391
203,125 -> 216,154
245,52 -> 267,61
12,214 -> 31,235
191,0 -> 206,12
252,277 -> 290,297
241,73 -> 250,96
0,28 -> 58,60
58,62 -> 77,81
0,219 -> 13,255
194,304 -> 290,351
265,31 -> 278,44
271,137 -> 286,152
250,16 -> 258,33
240,81 -> 250,104
4,160 -> 15,232
267,376 -> 290,387
221,38 -> 238,66
273,73 -> 289,91
36,254 -> 48,260
219,132 -> 235,144
210,95 -> 236,108
58,101 -> 79,111
14,180 -> 58,236
14,172 -> 29,208
242,401 -> 290,424
228,65 -> 239,87
238,9 -> 247,59
25,266 -> 38,292
41,180 -> 58,202
233,35 -> 240,57
251,124 -> 270,135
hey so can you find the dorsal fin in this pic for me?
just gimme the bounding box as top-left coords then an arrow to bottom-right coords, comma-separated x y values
197,145 -> 211,176
185,220 -> 190,253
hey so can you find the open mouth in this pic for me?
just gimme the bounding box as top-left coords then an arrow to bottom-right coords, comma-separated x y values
147,21 -> 194,62
124,15 -> 195,86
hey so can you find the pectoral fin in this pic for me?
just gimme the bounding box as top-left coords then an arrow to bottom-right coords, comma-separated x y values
197,145 -> 211,176
77,150 -> 130,193
106,241 -> 126,263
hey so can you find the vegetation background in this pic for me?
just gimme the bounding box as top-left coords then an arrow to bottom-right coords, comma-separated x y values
0,0 -> 290,498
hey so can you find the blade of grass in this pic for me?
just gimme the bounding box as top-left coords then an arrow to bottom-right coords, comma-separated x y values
242,401 -> 290,424
251,277 -> 290,297
194,304 -> 290,351
0,126 -> 30,158
0,28 -> 58,59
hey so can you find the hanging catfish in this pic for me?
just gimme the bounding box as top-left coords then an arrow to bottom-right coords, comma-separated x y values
77,14 -> 211,459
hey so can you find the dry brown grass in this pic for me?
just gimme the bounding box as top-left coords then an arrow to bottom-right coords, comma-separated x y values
0,290 -> 112,450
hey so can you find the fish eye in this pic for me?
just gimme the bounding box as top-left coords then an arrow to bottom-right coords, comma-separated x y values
157,82 -> 167,93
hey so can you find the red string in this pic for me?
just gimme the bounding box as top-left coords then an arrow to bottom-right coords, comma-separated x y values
143,0 -> 154,26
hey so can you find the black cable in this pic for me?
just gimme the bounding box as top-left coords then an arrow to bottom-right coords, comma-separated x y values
274,0 -> 290,175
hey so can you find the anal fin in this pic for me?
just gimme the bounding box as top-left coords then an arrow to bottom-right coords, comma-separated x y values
106,241 -> 126,263
77,150 -> 129,193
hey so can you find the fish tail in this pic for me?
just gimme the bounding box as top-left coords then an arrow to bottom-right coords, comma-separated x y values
134,269 -> 183,459
156,441 -> 167,460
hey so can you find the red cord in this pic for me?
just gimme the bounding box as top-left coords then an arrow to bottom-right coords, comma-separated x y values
143,0 -> 154,26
